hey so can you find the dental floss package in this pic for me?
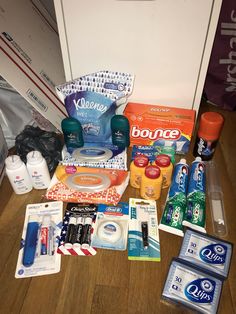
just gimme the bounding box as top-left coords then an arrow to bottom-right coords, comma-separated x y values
91,202 -> 129,251
46,164 -> 130,205
15,201 -> 63,278
56,71 -> 134,143
128,198 -> 160,261
58,203 -> 98,256
162,258 -> 223,314
179,229 -> 233,280
61,143 -> 127,170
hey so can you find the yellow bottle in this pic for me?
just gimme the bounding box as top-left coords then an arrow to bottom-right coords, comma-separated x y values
130,155 -> 149,188
140,165 -> 163,200
154,154 -> 173,189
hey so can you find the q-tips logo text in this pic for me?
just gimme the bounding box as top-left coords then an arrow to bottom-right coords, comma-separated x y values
185,278 -> 215,303
73,97 -> 107,114
200,244 -> 227,265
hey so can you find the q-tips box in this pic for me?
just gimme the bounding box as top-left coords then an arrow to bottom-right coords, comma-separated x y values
124,103 -> 195,154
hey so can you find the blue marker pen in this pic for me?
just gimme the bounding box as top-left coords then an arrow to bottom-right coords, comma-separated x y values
22,215 -> 39,267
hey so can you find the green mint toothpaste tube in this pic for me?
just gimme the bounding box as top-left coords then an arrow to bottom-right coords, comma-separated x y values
183,157 -> 206,233
159,159 -> 189,237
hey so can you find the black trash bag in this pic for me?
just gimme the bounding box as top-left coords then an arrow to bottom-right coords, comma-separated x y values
15,125 -> 63,172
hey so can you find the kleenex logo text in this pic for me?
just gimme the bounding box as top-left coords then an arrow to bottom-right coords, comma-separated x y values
73,97 -> 107,113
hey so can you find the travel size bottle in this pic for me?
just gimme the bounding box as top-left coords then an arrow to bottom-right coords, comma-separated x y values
140,165 -> 163,200
26,151 -> 51,189
154,154 -> 173,189
130,155 -> 149,188
5,155 -> 32,194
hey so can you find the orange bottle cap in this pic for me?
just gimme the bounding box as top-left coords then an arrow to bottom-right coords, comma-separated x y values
134,155 -> 149,167
198,112 -> 224,141
155,154 -> 171,167
145,165 -> 161,179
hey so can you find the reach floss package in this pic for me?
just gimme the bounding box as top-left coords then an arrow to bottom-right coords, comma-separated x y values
15,201 -> 63,278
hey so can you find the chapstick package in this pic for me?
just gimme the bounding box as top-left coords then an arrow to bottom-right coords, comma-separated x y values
57,203 -> 98,256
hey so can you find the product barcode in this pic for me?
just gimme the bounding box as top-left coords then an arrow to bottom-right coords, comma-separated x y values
27,89 -> 48,112
40,71 -> 55,89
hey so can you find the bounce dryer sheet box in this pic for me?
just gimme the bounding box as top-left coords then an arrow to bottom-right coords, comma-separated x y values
46,165 -> 130,205
124,103 -> 195,154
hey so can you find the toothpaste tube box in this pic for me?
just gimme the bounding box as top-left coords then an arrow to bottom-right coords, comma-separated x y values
124,103 -> 196,154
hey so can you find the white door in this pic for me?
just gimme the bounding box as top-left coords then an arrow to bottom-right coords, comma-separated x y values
54,0 -> 222,111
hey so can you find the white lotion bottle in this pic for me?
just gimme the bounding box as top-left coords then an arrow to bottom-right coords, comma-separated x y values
5,155 -> 33,194
26,151 -> 51,189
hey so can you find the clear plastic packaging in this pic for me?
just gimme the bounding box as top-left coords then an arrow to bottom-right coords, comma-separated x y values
206,160 -> 227,237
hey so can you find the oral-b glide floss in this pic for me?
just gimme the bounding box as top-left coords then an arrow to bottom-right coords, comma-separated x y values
91,203 -> 129,251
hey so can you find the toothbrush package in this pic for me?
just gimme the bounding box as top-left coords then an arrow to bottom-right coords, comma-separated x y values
15,201 -> 63,278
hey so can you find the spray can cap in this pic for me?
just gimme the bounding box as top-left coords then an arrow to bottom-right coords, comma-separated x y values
198,112 -> 224,141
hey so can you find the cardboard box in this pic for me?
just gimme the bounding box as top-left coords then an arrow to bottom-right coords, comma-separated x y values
0,0 -> 67,131
0,124 -> 8,185
124,102 -> 196,154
